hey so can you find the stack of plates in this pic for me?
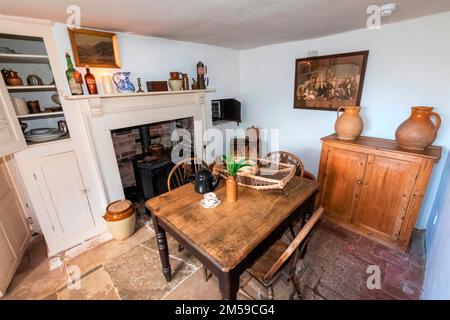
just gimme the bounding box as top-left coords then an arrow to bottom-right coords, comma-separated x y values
24,128 -> 65,143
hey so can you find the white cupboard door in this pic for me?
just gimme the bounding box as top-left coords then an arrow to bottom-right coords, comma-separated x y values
33,151 -> 95,240
0,78 -> 26,157
0,156 -> 31,297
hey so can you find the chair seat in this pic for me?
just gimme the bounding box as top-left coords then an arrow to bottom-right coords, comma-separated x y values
248,240 -> 289,286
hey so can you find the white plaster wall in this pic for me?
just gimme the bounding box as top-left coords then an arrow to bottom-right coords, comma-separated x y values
51,22 -> 240,131
424,155 -> 450,299
239,12 -> 450,229
50,23 -> 241,166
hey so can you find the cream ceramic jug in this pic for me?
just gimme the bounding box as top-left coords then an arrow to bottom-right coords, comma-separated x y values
334,106 -> 364,140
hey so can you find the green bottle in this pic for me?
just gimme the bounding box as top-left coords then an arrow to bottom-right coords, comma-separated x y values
65,52 -> 83,95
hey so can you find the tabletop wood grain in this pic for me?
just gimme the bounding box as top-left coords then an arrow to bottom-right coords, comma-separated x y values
146,176 -> 319,272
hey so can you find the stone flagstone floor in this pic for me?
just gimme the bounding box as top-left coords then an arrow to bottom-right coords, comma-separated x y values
1,218 -> 425,300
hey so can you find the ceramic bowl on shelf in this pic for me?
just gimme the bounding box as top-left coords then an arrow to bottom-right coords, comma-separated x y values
29,128 -> 52,135
27,74 -> 44,86
24,128 -> 65,143
51,94 -> 61,106
168,79 -> 183,91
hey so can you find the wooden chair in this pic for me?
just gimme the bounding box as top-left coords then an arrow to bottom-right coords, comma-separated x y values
267,151 -> 316,240
267,151 -> 316,181
167,157 -> 208,191
166,157 -> 210,281
239,207 -> 323,300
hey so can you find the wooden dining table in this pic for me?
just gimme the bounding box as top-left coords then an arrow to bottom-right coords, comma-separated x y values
145,176 -> 319,300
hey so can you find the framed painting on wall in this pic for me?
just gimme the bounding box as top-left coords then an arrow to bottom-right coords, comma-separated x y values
294,51 -> 369,111
68,28 -> 121,68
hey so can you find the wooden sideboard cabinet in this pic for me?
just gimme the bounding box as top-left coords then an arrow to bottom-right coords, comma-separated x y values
317,134 -> 441,251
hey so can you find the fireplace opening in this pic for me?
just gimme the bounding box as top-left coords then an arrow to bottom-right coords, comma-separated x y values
111,117 -> 195,215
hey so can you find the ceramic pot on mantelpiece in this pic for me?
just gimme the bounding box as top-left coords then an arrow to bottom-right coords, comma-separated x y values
395,106 -> 441,150
226,176 -> 238,203
334,106 -> 364,140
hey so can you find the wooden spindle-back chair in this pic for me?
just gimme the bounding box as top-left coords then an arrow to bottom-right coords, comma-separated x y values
167,157 -> 208,191
267,151 -> 316,181
239,207 -> 323,300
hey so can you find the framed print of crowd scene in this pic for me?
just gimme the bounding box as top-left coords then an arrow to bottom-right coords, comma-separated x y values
294,51 -> 369,111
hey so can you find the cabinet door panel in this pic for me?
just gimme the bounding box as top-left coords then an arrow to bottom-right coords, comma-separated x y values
321,147 -> 367,224
0,228 -> 16,296
34,152 -> 95,239
355,155 -> 419,240
0,79 -> 26,157
0,157 -> 30,296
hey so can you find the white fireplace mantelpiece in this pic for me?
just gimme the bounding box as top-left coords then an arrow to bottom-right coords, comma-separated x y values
65,89 -> 216,116
63,89 -> 215,204
65,89 -> 215,100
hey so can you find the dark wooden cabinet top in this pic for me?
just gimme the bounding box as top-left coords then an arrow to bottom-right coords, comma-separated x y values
322,134 -> 442,161
146,177 -> 318,272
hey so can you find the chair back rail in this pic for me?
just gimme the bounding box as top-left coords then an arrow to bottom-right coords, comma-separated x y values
167,157 -> 208,191
263,207 -> 324,282
267,151 -> 305,178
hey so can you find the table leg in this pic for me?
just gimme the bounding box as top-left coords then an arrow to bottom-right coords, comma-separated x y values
303,192 -> 317,225
219,272 -> 239,300
152,217 -> 172,282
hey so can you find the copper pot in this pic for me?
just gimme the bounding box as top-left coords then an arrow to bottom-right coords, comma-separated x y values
5,70 -> 23,86
26,100 -> 41,113
149,143 -> 163,156
169,72 -> 182,80
395,107 -> 441,150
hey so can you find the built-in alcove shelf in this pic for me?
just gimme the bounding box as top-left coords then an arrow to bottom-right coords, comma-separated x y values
0,53 -> 49,64
64,88 -> 216,100
7,84 -> 57,92
17,111 -> 64,120
26,134 -> 71,147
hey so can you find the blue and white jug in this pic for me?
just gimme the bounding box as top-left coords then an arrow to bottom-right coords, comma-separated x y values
112,72 -> 135,93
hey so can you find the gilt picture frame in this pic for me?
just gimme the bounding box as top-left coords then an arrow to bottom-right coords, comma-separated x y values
68,28 -> 121,68
294,51 -> 369,111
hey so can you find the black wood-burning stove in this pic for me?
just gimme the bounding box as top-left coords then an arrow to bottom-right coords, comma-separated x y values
132,125 -> 174,214
132,151 -> 174,204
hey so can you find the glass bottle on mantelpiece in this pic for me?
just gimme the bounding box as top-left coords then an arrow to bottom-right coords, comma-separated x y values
65,52 -> 83,95
85,67 -> 98,94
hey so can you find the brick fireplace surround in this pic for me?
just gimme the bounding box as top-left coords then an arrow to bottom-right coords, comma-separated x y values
111,117 -> 194,188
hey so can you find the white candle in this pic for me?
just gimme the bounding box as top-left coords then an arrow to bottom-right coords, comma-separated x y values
102,74 -> 114,94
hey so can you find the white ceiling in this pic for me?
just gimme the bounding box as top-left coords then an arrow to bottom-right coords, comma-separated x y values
1,0 -> 450,49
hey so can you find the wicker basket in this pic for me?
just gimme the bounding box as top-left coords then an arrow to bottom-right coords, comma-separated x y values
213,158 -> 296,190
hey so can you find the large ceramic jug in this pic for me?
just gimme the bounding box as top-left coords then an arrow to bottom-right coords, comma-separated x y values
395,106 -> 441,150
335,106 -> 364,140
112,72 -> 135,93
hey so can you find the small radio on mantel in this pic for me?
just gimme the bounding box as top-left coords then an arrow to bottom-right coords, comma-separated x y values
211,98 -> 241,124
